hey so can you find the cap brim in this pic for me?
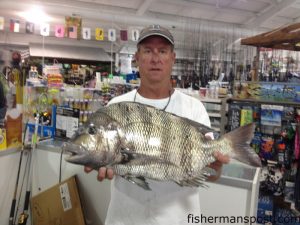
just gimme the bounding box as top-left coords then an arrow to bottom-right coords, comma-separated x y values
138,33 -> 174,45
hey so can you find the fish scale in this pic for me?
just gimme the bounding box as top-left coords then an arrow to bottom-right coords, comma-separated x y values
63,102 -> 262,190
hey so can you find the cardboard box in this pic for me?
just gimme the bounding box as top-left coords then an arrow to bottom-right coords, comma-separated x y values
5,114 -> 22,148
31,176 -> 85,225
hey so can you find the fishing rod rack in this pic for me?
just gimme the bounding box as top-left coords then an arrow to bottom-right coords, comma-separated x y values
241,22 -> 300,82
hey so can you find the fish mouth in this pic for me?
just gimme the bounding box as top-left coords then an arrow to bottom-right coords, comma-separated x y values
62,142 -> 88,163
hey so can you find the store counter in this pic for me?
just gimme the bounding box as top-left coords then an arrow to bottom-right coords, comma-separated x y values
33,139 -> 260,225
199,160 -> 260,224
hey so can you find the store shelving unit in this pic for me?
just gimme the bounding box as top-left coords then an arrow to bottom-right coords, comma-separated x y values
200,97 -> 228,135
226,97 -> 300,219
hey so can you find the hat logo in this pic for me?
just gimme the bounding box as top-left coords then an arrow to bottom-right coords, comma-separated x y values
149,24 -> 161,30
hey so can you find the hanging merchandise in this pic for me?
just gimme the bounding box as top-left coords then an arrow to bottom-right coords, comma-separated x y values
44,65 -> 63,88
55,106 -> 79,139
227,104 -> 241,131
260,136 -> 274,161
228,99 -> 300,219
295,163 -> 300,212
251,131 -> 262,154
275,131 -> 288,166
295,109 -> 300,160
261,105 -> 283,127
240,106 -> 253,126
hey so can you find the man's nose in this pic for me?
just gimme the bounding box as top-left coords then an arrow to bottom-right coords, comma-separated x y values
151,51 -> 160,63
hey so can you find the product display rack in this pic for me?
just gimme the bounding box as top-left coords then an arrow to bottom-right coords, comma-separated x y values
200,97 -> 228,135
227,97 -> 300,222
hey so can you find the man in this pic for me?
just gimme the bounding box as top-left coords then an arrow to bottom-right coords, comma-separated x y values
85,24 -> 229,225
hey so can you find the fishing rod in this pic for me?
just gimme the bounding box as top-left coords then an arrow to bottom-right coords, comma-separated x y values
8,121 -> 28,225
17,113 -> 39,225
8,149 -> 24,225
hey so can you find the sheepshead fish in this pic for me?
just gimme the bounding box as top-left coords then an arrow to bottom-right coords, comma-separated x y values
62,102 -> 261,190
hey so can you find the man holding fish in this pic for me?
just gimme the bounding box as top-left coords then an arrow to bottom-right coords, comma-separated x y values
63,24 -> 260,224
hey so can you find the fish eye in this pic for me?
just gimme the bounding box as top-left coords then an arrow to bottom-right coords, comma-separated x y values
88,124 -> 97,135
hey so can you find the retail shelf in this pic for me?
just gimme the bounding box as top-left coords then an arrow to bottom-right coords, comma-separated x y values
228,97 -> 300,107
211,126 -> 221,132
177,88 -> 228,135
199,97 -> 223,103
0,146 -> 21,157
208,112 -> 221,118
203,98 -> 228,135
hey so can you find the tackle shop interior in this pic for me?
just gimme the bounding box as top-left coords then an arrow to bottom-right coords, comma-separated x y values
0,0 -> 300,224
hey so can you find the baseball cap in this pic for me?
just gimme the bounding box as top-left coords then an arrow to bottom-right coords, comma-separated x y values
137,24 -> 174,46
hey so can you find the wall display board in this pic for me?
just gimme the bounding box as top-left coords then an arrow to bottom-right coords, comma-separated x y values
227,97 -> 300,223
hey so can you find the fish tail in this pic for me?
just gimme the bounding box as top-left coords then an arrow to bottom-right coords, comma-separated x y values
223,123 -> 262,167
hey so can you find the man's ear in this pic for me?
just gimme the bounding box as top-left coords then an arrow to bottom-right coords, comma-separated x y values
172,51 -> 176,64
134,52 -> 139,66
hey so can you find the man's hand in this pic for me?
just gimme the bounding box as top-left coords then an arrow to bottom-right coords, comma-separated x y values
205,133 -> 230,181
84,166 -> 115,181
207,151 -> 230,181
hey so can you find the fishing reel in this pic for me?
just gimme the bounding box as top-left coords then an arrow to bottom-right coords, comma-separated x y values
18,213 -> 28,225
33,111 -> 51,126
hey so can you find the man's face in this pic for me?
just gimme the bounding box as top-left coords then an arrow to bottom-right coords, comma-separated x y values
135,36 -> 175,84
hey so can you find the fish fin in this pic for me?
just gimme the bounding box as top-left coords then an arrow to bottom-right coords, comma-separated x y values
119,102 -> 218,137
122,176 -> 151,191
223,123 -> 262,167
202,166 -> 217,177
175,170 -> 210,188
180,117 -> 219,137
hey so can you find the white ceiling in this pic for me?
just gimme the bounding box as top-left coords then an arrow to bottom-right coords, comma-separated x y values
0,0 -> 296,30
0,0 -> 300,54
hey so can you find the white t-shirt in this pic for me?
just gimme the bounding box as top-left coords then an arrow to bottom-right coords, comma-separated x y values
105,89 -> 210,225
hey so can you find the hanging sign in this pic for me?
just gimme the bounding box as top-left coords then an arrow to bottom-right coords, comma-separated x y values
95,28 -> 104,41
82,27 -> 91,40
40,23 -> 50,36
120,30 -> 128,41
68,26 -> 77,39
55,25 -> 65,38
25,22 -> 34,34
65,16 -> 82,39
10,19 -> 20,32
108,28 -> 116,42
131,29 -> 139,41
0,17 -> 4,30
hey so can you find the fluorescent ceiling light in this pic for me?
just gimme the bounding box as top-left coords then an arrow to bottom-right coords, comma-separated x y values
18,6 -> 52,24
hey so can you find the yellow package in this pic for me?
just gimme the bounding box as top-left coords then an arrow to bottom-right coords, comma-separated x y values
0,129 -> 7,150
